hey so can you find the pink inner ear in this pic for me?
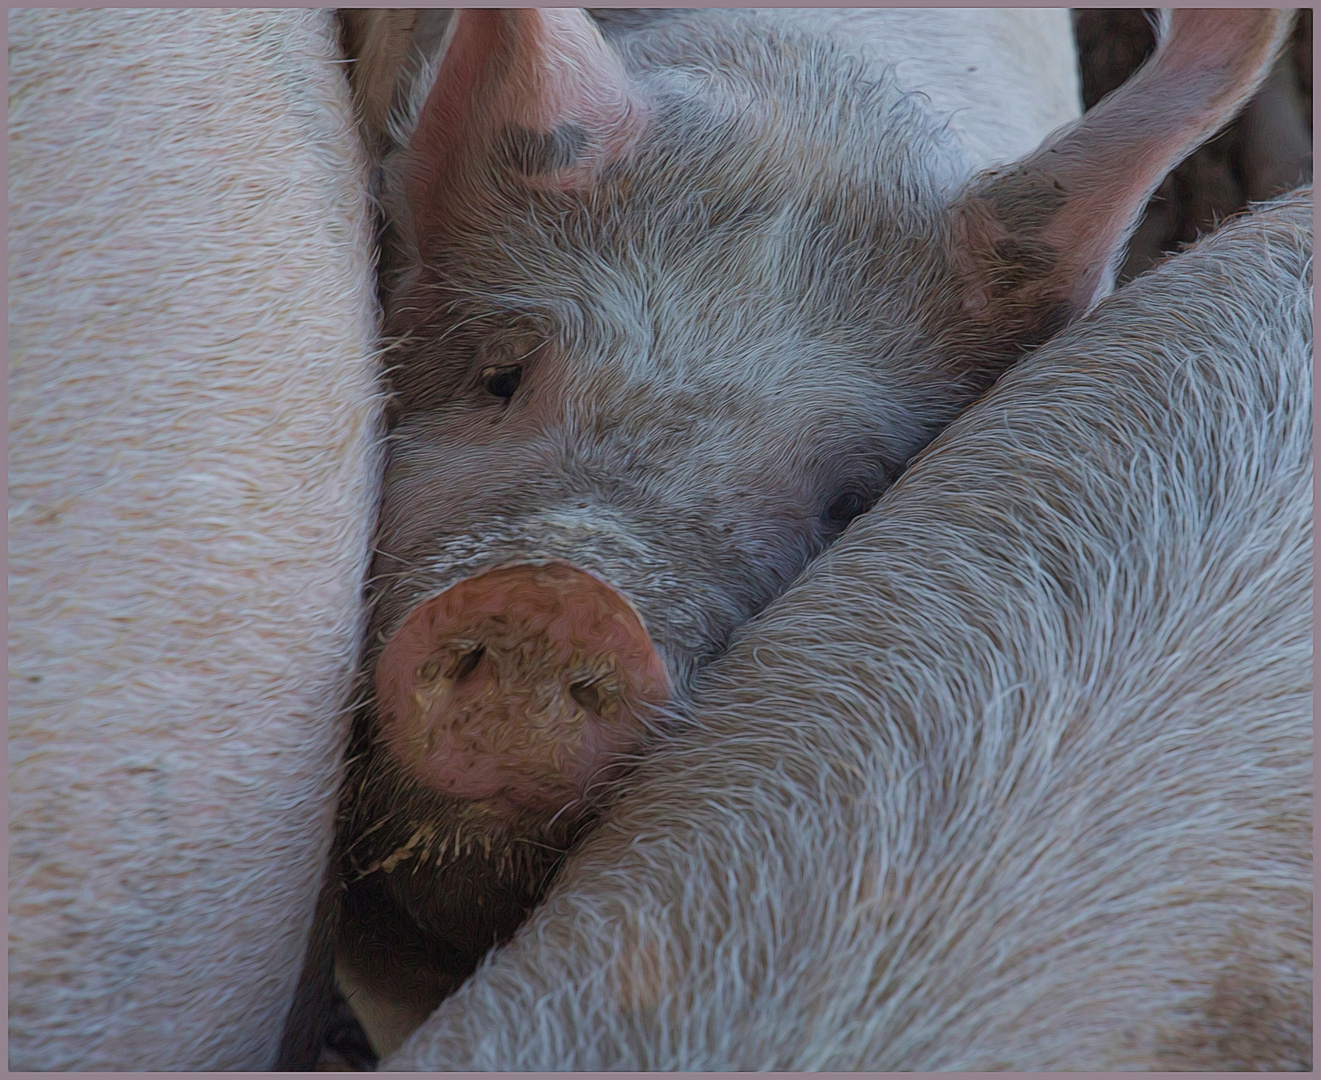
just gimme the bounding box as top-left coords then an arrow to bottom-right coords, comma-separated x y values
495,10 -> 646,161
407,10 -> 503,175
406,9 -> 649,247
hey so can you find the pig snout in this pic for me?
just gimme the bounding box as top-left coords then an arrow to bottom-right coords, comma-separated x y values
374,561 -> 671,813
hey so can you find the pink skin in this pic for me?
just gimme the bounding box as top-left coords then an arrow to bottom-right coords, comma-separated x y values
375,562 -> 671,815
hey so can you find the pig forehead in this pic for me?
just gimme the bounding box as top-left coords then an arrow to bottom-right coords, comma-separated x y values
561,324 -> 922,414
434,33 -> 961,296
439,191 -> 953,337
612,15 -> 969,190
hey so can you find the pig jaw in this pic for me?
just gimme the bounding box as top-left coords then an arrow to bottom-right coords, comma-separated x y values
374,560 -> 672,817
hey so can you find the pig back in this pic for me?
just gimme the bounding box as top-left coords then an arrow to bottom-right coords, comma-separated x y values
385,189 -> 1313,1070
758,8 -> 1082,172
8,10 -> 383,1070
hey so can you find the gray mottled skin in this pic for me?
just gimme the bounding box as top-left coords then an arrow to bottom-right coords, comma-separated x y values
289,8 -> 1292,1063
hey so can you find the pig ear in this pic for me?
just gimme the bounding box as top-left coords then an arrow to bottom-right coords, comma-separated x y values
404,9 -> 647,253
953,9 -> 1293,350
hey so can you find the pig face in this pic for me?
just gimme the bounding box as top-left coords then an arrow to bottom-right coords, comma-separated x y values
334,4 -> 1293,1016
364,16 -> 993,798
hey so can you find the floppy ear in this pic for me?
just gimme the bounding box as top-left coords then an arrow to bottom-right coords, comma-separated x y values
403,8 -> 648,260
953,9 -> 1293,351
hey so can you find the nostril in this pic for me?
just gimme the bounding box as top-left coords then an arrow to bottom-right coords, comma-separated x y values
569,680 -> 604,715
450,646 -> 484,682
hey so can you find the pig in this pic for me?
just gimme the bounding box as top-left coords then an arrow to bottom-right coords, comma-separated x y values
302,7 -> 1296,1062
385,186 -> 1314,1071
353,8 -> 1081,302
7,10 -> 383,1070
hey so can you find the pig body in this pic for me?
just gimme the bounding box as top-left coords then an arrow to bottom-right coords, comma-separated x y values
7,11 -> 383,1070
387,189 -> 1314,1071
689,9 -> 1081,171
315,7 -> 1296,1061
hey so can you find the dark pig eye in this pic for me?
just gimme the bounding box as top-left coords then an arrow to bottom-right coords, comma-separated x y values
823,490 -> 870,530
482,364 -> 523,400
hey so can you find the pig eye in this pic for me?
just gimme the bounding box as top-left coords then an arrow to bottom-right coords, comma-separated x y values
823,490 -> 870,530
482,364 -> 523,400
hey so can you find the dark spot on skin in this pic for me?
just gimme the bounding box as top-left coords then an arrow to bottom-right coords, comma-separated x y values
1155,961 -> 1312,1070
496,123 -> 589,176
991,235 -> 1060,285
953,188 -> 1073,353
977,166 -> 1071,236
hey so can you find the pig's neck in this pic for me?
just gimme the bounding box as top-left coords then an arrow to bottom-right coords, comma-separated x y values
765,9 -> 1082,177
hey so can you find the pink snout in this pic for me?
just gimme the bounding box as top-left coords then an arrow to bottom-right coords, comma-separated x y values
375,562 -> 671,814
